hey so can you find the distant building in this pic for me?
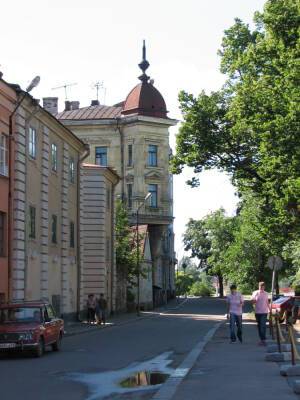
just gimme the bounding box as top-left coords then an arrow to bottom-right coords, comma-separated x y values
54,43 -> 177,307
80,164 -> 119,315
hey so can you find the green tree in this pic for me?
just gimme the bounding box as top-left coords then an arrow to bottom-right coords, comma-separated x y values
184,209 -> 235,297
171,0 -> 300,270
175,272 -> 194,296
115,200 -> 138,285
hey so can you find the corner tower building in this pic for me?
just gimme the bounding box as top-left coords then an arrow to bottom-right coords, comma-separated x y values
55,42 -> 177,308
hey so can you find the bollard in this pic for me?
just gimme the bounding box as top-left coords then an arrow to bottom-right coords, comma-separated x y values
269,313 -> 275,340
275,313 -> 282,353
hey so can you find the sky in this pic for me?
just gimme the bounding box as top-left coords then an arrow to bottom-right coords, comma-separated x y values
1,0 -> 266,260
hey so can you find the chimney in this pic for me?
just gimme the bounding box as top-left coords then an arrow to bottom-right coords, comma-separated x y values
43,97 -> 58,114
65,100 -> 80,111
91,100 -> 100,106
65,101 -> 71,111
70,101 -> 80,110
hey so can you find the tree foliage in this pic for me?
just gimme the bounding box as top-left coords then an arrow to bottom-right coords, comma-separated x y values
115,200 -> 138,285
172,0 -> 300,284
184,209 -> 235,296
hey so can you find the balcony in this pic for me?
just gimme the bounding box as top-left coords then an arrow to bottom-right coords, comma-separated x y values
128,205 -> 173,225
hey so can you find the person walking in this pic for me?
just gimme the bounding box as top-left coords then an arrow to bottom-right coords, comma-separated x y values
96,294 -> 108,325
226,284 -> 244,343
251,281 -> 270,345
87,294 -> 96,324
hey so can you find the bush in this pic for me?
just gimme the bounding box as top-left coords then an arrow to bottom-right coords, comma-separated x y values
189,281 -> 212,297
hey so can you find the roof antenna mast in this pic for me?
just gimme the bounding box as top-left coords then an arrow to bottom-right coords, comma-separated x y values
138,40 -> 150,83
52,82 -> 77,100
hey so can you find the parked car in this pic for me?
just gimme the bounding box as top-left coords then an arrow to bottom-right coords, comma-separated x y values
271,296 -> 300,324
0,301 -> 64,357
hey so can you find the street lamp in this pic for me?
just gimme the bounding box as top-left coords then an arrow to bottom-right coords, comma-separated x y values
136,192 -> 152,316
7,76 -> 40,300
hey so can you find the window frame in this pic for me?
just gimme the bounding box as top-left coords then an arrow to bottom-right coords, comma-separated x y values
29,206 -> 36,239
95,146 -> 108,166
148,184 -> 158,208
0,133 -> 8,177
127,183 -> 133,208
70,221 -> 75,248
51,215 -> 57,244
69,157 -> 75,183
148,145 -> 158,167
51,143 -> 58,172
128,144 -> 133,166
0,212 -> 5,257
28,127 -> 37,159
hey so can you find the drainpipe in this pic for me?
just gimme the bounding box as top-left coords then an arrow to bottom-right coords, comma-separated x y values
116,118 -> 125,201
76,144 -> 90,320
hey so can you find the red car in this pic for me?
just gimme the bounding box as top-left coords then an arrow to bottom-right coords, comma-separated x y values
271,296 -> 300,324
0,301 -> 64,357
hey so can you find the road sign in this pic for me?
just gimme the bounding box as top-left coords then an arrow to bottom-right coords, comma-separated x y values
267,255 -> 283,271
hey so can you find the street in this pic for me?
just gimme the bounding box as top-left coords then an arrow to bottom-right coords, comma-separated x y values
0,298 -> 228,400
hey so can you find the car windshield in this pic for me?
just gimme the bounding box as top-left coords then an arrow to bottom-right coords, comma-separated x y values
0,307 -> 41,323
273,297 -> 290,304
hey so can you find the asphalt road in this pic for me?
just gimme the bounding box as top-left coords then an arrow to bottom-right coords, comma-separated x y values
0,297 -> 230,400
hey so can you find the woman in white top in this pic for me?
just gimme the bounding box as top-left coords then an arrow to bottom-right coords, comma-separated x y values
226,284 -> 244,343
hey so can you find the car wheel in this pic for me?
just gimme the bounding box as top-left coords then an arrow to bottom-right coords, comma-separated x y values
34,338 -> 44,358
52,333 -> 62,352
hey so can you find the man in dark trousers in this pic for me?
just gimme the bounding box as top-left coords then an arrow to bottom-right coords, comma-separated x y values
96,294 -> 108,325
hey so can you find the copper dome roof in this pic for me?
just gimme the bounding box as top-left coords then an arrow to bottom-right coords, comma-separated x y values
122,81 -> 167,118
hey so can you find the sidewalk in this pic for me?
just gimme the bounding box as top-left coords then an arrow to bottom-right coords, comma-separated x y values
172,319 -> 299,400
64,297 -> 186,337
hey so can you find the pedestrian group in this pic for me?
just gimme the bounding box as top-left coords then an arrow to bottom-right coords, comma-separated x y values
87,293 -> 108,325
226,281 -> 271,345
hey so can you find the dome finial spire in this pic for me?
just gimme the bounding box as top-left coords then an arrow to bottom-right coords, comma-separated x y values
138,40 -> 150,83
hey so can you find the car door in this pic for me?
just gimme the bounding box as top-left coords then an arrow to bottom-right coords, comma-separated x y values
43,306 -> 55,345
45,305 -> 60,343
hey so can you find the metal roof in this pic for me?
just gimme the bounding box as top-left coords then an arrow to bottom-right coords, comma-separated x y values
56,104 -> 123,121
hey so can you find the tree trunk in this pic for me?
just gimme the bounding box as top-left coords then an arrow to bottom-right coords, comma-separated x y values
218,274 -> 224,298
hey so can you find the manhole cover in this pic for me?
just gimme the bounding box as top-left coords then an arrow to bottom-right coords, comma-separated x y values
120,371 -> 169,388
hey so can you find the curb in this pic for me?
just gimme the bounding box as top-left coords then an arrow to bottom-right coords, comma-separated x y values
64,298 -> 189,338
151,321 -> 223,400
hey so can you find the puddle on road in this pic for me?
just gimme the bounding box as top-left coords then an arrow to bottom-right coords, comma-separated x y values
120,371 -> 169,388
65,352 -> 174,400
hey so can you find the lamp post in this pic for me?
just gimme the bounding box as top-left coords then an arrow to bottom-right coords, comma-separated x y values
7,76 -> 40,300
136,192 -> 151,316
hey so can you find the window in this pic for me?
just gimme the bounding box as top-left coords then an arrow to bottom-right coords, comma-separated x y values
148,184 -> 158,207
127,184 -> 133,208
70,221 -> 75,248
95,147 -> 107,166
51,215 -> 57,244
29,206 -> 36,239
51,143 -> 58,172
0,212 -> 5,256
0,134 -> 8,176
69,157 -> 75,183
148,145 -> 157,166
28,127 -> 37,159
128,144 -> 133,166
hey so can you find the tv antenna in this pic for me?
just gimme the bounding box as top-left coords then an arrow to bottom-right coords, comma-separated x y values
92,81 -> 107,104
52,82 -> 77,100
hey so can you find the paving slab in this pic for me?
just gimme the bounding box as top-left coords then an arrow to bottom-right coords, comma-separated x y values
172,320 -> 298,400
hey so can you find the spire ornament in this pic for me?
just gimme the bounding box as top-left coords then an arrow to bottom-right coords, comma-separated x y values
138,40 -> 150,83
